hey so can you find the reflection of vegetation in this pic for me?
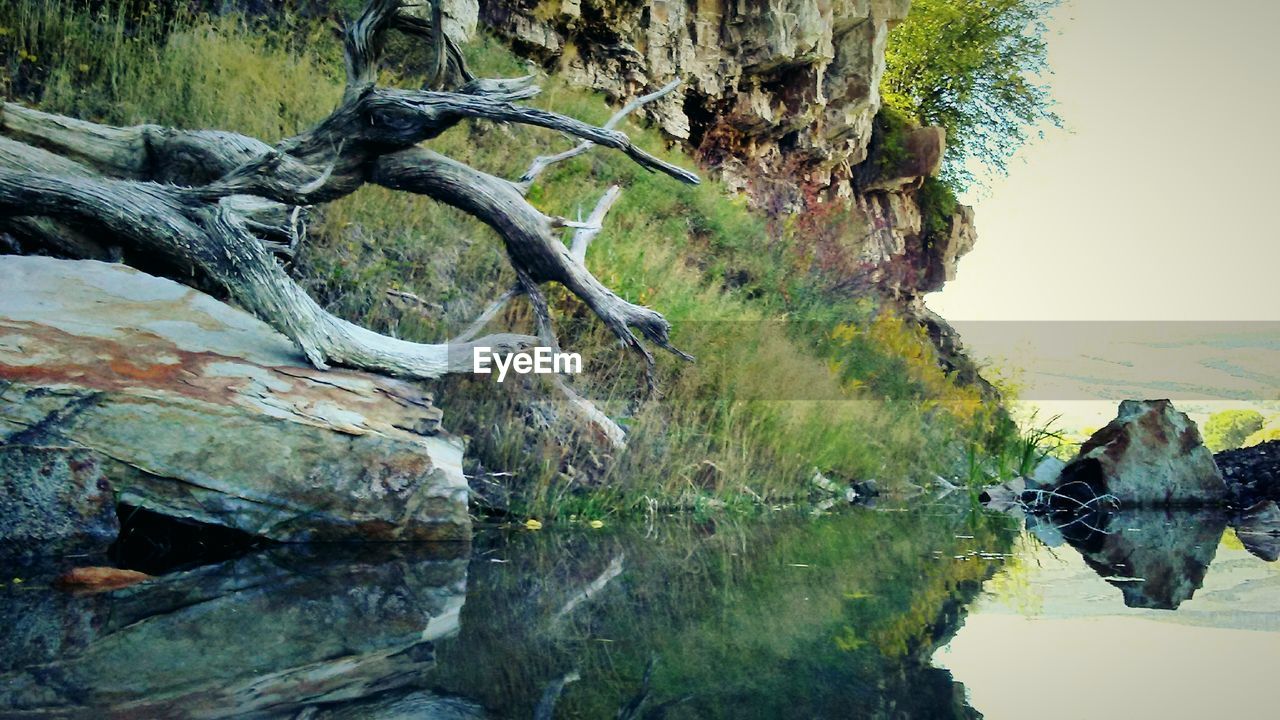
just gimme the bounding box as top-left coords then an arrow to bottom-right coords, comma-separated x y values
985,530 -> 1045,615
427,507 -> 1016,718
1205,410 -> 1265,452
3,0 -> 1018,517
882,0 -> 1061,188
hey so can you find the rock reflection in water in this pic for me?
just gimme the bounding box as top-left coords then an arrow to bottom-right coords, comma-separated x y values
0,508 -> 1020,719
1056,509 -> 1226,609
1234,501 -> 1280,562
936,510 -> 1280,720
0,544 -> 472,718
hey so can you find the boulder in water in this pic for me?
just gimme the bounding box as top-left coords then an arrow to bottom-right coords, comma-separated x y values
1061,509 -> 1225,609
1055,399 -> 1226,507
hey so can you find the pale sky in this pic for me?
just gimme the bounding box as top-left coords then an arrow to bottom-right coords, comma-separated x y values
928,0 -> 1280,321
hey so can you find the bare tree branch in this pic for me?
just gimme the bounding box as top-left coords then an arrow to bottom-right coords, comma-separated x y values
517,270 -> 627,449
450,285 -> 521,344
571,185 -> 622,262
517,79 -> 682,193
371,148 -> 692,364
364,89 -> 698,184
453,184 -> 621,342
0,0 -> 700,441
0,167 -> 534,379
342,0 -> 399,96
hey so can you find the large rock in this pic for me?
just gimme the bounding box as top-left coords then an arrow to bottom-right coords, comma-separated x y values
0,445 -> 118,563
858,126 -> 947,193
1056,399 -> 1227,506
0,255 -> 468,542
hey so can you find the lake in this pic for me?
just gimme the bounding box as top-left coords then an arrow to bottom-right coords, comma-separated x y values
1,504 -> 1275,718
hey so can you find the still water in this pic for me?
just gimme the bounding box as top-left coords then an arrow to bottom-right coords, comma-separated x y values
1,505 -> 1276,719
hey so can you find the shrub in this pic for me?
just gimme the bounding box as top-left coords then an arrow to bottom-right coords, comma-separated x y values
882,0 -> 1061,189
1204,409 -> 1265,452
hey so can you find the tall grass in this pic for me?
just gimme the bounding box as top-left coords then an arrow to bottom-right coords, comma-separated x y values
1,0 -> 1016,517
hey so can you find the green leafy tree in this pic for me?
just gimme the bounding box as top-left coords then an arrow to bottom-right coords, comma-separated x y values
882,0 -> 1061,188
1203,410 -> 1265,452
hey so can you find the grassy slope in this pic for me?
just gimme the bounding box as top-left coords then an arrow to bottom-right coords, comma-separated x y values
1,1 -> 1020,519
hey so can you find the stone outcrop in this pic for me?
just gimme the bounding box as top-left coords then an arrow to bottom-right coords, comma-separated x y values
479,0 -> 911,197
474,0 -> 978,343
0,255 -> 469,545
1216,439 -> 1280,506
1055,399 -> 1227,507
857,125 -> 946,193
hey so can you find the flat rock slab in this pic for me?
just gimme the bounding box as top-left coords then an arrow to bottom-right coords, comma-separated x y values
0,255 -> 468,542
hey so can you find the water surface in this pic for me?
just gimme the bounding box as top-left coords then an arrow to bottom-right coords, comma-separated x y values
1,505 -> 1275,718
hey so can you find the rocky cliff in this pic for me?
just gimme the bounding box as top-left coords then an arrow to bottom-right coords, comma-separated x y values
460,0 -> 976,309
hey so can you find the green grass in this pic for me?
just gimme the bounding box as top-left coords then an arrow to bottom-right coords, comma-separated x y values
1,0 -> 1022,518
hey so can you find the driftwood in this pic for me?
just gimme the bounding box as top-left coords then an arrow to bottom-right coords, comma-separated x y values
0,0 -> 697,428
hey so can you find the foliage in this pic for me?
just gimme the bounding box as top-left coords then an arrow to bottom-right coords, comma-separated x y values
918,175 -> 959,239
872,104 -> 915,177
882,0 -> 1061,188
1204,409 -> 1266,452
1009,412 -> 1063,476
3,0 -> 1017,517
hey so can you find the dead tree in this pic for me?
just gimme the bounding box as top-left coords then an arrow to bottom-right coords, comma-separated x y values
0,0 -> 697,444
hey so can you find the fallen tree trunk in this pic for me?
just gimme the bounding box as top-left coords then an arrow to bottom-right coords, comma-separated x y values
0,0 -> 696,413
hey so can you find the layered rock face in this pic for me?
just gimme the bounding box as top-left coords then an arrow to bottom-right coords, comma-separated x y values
479,0 -> 908,196
472,0 -> 976,317
0,255 -> 470,546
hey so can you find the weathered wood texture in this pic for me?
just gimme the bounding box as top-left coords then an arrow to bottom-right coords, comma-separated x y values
0,0 -> 697,397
